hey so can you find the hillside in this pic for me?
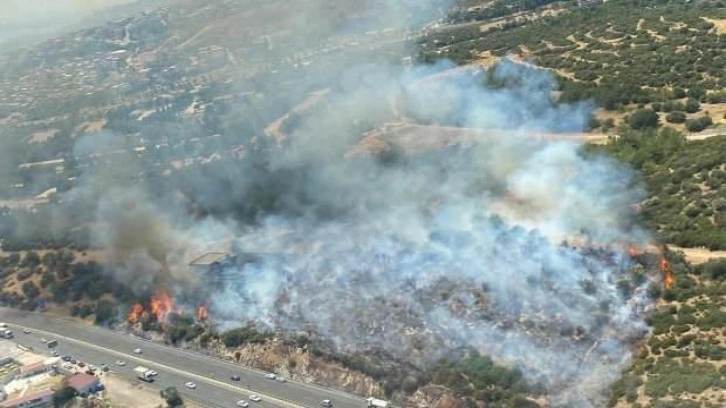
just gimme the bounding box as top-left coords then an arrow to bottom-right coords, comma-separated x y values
609,256 -> 726,408
1,0 -> 726,407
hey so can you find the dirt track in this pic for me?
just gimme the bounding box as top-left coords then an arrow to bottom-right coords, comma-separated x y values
670,246 -> 726,264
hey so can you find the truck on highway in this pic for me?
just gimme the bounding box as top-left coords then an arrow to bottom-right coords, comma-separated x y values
366,398 -> 389,408
134,366 -> 155,382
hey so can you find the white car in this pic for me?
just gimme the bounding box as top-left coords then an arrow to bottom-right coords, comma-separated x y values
276,376 -> 287,383
184,382 -> 196,389
148,370 -> 158,377
115,360 -> 126,366
264,373 -> 276,380
249,395 -> 261,402
133,348 -> 142,354
23,329 -> 31,334
236,401 -> 249,407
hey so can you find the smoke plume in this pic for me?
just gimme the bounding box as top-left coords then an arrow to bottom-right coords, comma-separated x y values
33,0 -> 654,405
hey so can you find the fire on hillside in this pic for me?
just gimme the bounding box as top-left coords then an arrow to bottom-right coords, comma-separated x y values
127,290 -> 209,325
623,243 -> 675,290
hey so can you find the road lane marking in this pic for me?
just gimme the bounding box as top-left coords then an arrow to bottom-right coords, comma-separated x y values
1,309 -> 361,407
11,323 -> 304,408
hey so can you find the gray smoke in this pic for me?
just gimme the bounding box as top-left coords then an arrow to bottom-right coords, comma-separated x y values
42,0 -> 654,406
201,60 -> 652,406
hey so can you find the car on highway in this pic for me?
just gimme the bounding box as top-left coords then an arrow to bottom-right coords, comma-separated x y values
249,395 -> 261,402
22,329 -> 31,334
115,360 -> 126,366
321,400 -> 333,407
264,373 -> 276,380
184,382 -> 196,389
61,355 -> 72,362
236,401 -> 249,407
133,348 -> 143,354
230,374 -> 241,381
148,370 -> 158,377
276,376 -> 287,383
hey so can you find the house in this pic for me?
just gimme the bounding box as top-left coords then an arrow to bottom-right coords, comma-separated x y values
0,389 -> 53,408
18,362 -> 48,378
66,373 -> 100,396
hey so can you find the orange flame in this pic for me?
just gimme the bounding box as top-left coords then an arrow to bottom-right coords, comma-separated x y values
150,290 -> 174,322
197,305 -> 208,322
128,303 -> 144,323
660,257 -> 675,290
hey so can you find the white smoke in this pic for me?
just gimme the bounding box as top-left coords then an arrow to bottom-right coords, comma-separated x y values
194,61 -> 652,406
37,0 -> 655,405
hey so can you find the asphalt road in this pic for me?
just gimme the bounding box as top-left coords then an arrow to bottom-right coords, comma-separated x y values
0,308 -> 368,408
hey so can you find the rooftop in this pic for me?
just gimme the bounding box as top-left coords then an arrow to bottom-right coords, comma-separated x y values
188,252 -> 229,266
19,361 -> 47,375
67,373 -> 99,392
0,389 -> 54,408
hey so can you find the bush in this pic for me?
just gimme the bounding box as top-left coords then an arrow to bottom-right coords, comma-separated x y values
94,300 -> 116,325
628,109 -> 659,130
161,386 -> 183,408
684,98 -> 700,113
22,251 -> 41,267
703,259 -> 726,280
221,326 -> 272,348
21,281 -> 40,300
665,111 -> 686,124
684,116 -> 713,132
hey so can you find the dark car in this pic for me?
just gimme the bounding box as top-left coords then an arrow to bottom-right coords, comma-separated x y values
231,374 -> 241,381
61,355 -> 72,362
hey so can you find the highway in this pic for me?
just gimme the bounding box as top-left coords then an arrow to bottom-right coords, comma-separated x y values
0,308 -> 367,408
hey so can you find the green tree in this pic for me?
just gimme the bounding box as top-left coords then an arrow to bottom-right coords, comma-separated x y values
94,300 -> 116,325
685,116 -> 713,132
665,111 -> 686,124
21,281 -> 40,300
22,251 -> 41,267
628,109 -> 659,130
221,326 -> 271,348
684,98 -> 701,113
161,386 -> 184,408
